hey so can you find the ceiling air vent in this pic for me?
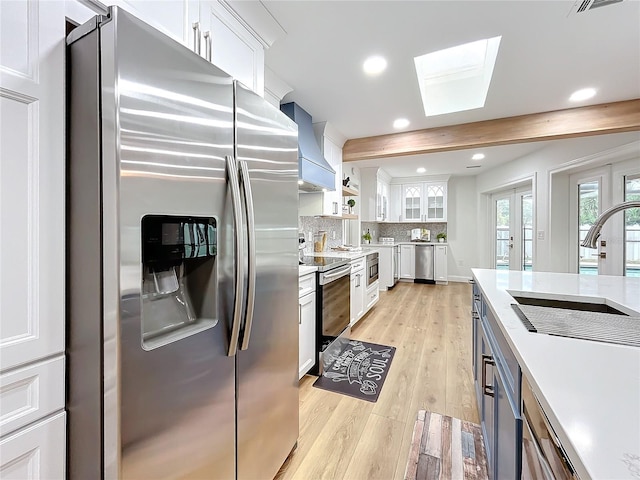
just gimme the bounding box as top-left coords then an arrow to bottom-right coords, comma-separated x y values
466,165 -> 481,169
569,0 -> 623,15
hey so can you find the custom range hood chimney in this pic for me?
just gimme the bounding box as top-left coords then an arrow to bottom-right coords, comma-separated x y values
281,102 -> 336,192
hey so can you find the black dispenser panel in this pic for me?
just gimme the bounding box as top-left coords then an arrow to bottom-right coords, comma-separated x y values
142,215 -> 216,267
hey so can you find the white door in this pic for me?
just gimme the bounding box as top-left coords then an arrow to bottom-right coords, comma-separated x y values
611,159 -> 640,277
623,173 -> 640,277
492,188 -> 533,271
570,167 -> 612,275
0,0 -> 65,370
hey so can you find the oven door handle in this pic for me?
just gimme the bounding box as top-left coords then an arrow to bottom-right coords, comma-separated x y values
323,265 -> 352,280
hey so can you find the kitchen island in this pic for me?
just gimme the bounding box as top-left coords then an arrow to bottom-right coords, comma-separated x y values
472,268 -> 640,479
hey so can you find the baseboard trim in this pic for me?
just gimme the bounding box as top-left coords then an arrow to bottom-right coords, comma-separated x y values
448,275 -> 472,283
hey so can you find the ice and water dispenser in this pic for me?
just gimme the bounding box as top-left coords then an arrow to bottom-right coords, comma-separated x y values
141,215 -> 218,350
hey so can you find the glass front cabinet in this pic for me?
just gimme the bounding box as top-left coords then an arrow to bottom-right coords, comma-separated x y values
401,181 -> 447,222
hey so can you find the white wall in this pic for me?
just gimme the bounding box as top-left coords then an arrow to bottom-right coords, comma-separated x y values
474,132 -> 640,273
446,176 -> 478,280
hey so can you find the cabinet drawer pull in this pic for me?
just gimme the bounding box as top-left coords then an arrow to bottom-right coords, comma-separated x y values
482,354 -> 495,397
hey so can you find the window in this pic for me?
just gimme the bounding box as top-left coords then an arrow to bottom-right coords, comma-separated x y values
578,181 -> 600,275
624,174 -> 640,277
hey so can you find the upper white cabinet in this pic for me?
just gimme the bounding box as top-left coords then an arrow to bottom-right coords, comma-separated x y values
199,1 -> 264,94
321,136 -> 343,217
360,167 -> 392,222
399,180 -> 448,222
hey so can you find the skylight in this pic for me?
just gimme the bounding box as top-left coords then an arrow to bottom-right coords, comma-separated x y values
414,36 -> 502,117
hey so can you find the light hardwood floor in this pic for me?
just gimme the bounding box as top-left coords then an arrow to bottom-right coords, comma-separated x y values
276,281 -> 478,480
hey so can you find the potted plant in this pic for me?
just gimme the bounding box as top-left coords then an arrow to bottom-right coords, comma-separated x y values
362,230 -> 372,244
436,232 -> 447,243
347,198 -> 356,214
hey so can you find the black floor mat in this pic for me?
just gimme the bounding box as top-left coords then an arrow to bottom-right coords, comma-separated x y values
313,340 -> 396,402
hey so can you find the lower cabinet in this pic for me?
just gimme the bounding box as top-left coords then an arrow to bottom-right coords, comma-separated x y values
350,256 -> 379,326
299,273 -> 316,379
365,280 -> 380,310
377,246 -> 395,290
0,412 -> 66,478
434,244 -> 448,283
399,244 -> 415,279
350,266 -> 365,326
472,279 -> 522,479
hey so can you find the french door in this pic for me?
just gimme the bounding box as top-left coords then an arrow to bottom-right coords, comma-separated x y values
492,188 -> 533,271
570,161 -> 640,276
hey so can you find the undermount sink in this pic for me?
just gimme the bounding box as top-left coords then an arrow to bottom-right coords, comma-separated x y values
507,290 -> 640,347
510,295 -> 628,316
507,290 -> 639,316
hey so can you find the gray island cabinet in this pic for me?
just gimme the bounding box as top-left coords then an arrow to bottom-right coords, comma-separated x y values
472,279 -> 522,479
470,268 -> 640,480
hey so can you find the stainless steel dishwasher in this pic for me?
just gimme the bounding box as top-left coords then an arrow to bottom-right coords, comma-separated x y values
415,244 -> 434,282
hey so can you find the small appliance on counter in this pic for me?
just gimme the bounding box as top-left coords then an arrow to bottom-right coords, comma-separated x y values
379,237 -> 394,245
314,231 -> 328,252
410,228 -> 431,242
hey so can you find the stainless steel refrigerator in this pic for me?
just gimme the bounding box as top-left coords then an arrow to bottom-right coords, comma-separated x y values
66,7 -> 299,479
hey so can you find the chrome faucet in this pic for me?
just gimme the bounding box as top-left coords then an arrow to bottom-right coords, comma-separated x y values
581,200 -> 640,248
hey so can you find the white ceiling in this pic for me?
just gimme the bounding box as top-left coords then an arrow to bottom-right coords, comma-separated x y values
262,0 -> 640,177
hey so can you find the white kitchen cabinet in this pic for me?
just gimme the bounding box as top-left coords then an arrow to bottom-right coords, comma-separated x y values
365,280 -> 380,311
350,258 -> 365,326
298,273 -> 316,379
377,246 -> 395,290
434,245 -> 448,283
321,137 -> 343,217
0,412 -> 66,479
200,1 -> 265,95
0,356 -> 65,437
389,184 -> 402,222
399,181 -> 448,222
400,244 -> 416,279
360,167 -> 392,222
0,0 -> 65,371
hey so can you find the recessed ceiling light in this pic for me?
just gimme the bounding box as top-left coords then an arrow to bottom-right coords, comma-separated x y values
569,88 -> 596,102
416,167 -> 426,173
472,153 -> 485,160
363,56 -> 387,75
298,180 -> 304,185
393,118 -> 410,129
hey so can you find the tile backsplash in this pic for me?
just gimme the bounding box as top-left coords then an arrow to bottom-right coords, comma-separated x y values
299,216 -> 343,253
362,222 -> 447,242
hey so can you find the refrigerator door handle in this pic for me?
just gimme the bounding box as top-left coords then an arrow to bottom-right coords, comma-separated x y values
227,155 -> 244,356
239,159 -> 256,351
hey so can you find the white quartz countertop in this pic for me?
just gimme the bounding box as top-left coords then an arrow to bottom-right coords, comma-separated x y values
471,268 -> 640,480
369,241 -> 448,246
308,247 -> 380,259
298,265 -> 317,276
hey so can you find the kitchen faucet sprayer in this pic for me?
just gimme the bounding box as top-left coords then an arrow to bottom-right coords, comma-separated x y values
581,200 -> 640,249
